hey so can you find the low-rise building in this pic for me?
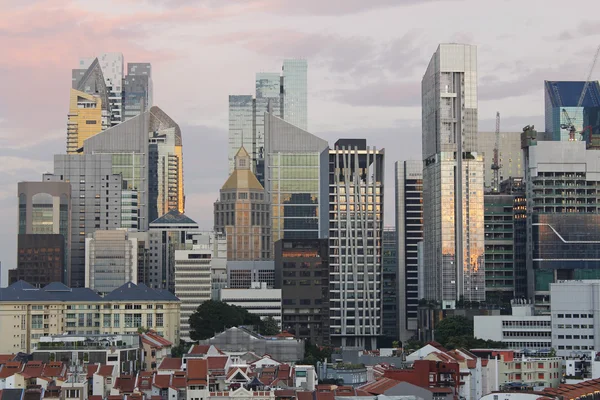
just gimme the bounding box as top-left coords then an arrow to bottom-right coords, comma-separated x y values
141,331 -> 173,371
0,280 -> 180,353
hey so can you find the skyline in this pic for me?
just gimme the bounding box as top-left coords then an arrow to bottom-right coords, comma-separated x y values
0,0 -> 599,284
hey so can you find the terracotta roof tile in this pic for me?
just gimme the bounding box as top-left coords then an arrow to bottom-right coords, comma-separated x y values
97,365 -> 114,377
187,359 -> 208,386
114,375 -> 136,394
137,371 -> 154,390
87,365 -> 99,379
89,396 -> 103,400
0,362 -> 22,379
359,377 -> 400,395
189,345 -> 211,355
158,358 -> 182,370
152,374 -> 171,389
207,356 -> 228,371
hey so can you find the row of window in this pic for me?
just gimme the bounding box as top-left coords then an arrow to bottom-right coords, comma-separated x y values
556,313 -> 594,319
556,334 -> 594,340
557,345 -> 594,350
556,324 -> 594,329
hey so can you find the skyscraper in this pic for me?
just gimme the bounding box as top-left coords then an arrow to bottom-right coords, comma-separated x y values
328,139 -> 384,349
124,63 -> 153,121
67,89 -> 105,154
544,81 -> 600,142
478,131 -> 523,192
422,44 -> 485,307
228,59 -> 307,181
264,113 -> 328,242
382,228 -> 398,343
395,160 -> 423,342
214,147 -> 272,260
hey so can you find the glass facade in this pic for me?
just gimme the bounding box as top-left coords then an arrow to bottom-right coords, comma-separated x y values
382,228 -> 398,342
282,59 -> 307,131
228,95 -> 254,174
422,44 -> 485,305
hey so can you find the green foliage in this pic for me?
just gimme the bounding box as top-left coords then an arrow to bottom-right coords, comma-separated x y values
137,326 -> 149,334
297,341 -> 333,367
404,338 -> 425,353
259,316 -> 281,336
188,300 -> 262,341
434,315 -> 507,350
171,340 -> 192,358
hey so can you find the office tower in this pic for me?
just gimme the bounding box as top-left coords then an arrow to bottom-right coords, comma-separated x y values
484,179 -> 526,304
274,238 -> 330,346
9,235 -> 64,287
148,106 -> 185,219
129,231 -> 151,286
282,59 -> 308,131
382,228 -> 398,343
264,113 -> 329,242
45,155 -> 124,287
478,131 -> 523,192
220,283 -> 282,325
123,63 -> 153,121
422,44 -> 485,307
544,81 -> 600,142
148,210 -> 199,292
226,261 -> 275,289
328,139 -> 384,349
67,89 -> 105,154
85,230 -> 138,295
395,160 -> 423,342
175,231 -> 226,341
16,181 -> 71,284
228,59 -> 307,180
522,135 -> 600,305
214,146 -> 271,260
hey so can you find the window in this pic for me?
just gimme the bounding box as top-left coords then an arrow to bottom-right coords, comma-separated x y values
156,313 -> 163,327
85,120 -> 97,125
125,304 -> 133,310
32,315 -> 43,329
134,304 -> 142,310
134,314 -> 142,328
538,363 -> 544,369
147,314 -> 153,327
103,314 -> 111,328
557,314 -> 564,318
114,314 -> 120,328
125,315 -> 133,328
538,373 -> 544,379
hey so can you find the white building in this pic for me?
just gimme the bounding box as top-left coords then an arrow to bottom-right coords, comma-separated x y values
85,230 -> 137,294
175,231 -> 227,342
474,300 -> 552,351
220,283 -> 282,325
551,280 -> 600,357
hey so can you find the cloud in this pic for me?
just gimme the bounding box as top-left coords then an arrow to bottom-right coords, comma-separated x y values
333,81 -> 421,107
556,20 -> 600,41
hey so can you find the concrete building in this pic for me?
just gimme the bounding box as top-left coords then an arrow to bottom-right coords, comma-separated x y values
478,131 -> 523,192
274,238 -> 330,346
264,112 -> 329,242
175,231 -> 227,341
382,228 -> 398,343
66,89 -> 105,154
85,230 -> 138,294
226,261 -> 275,289
328,139 -> 384,349
0,280 -> 180,353
474,301 -> 552,351
220,283 -> 282,325
148,210 -> 199,291
422,43 -> 485,307
522,137 -> 600,302
16,180 -> 71,284
550,280 -> 600,357
544,81 -> 600,142
10,234 -> 65,287
45,155 -> 123,287
123,62 -> 153,121
214,147 -> 271,260
395,160 -> 423,342
228,59 -> 307,180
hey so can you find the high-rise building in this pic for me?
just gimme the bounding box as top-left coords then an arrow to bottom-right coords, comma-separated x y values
228,59 -> 307,181
478,131 -> 523,192
422,43 -> 485,307
9,235 -> 65,287
220,283 -> 282,326
274,238 -> 330,346
175,231 -> 226,341
395,160 -> 423,342
45,155 -> 124,287
544,81 -> 600,142
123,63 -> 153,121
214,147 -> 271,260
85,230 -> 138,295
264,113 -> 329,242
382,228 -> 398,343
67,89 -> 105,154
522,135 -> 600,305
484,180 -> 527,304
226,261 -> 275,289
148,210 -> 199,292
328,139 -> 384,349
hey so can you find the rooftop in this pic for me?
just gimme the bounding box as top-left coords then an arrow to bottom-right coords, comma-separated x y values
545,80 -> 600,108
150,210 -> 198,226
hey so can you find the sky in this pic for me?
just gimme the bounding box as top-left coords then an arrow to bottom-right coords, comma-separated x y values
0,0 -> 598,285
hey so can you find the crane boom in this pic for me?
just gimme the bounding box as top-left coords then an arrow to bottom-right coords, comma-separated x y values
577,45 -> 600,108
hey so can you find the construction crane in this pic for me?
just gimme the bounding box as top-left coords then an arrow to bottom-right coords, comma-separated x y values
491,112 -> 501,193
561,45 -> 600,141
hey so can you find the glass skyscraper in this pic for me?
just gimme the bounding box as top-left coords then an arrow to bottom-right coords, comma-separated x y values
422,44 -> 485,307
282,59 -> 307,131
264,113 -> 328,243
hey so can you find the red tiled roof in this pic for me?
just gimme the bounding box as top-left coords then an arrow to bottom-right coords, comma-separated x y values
87,365 -> 99,379
275,331 -> 294,338
0,355 -> 15,363
142,331 -> 172,348
0,362 -> 23,379
189,345 -> 210,355
296,392 -> 313,400
429,387 -> 453,393
114,375 -> 136,394
359,377 -> 400,395
171,372 -> 186,389
97,365 -> 114,377
89,396 -> 103,400
152,374 -> 171,389
158,358 -> 182,370
21,361 -> 44,379
42,362 -> 65,379
187,359 -> 208,386
137,371 -> 154,390
207,356 -> 228,371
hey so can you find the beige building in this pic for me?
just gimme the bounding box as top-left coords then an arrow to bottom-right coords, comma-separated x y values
0,280 -> 180,354
67,88 -> 105,154
214,147 -> 271,260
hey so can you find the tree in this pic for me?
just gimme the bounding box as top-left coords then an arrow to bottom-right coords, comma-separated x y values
435,315 -> 473,346
188,300 -> 262,341
172,340 -> 192,358
260,316 -> 281,336
297,341 -> 333,366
